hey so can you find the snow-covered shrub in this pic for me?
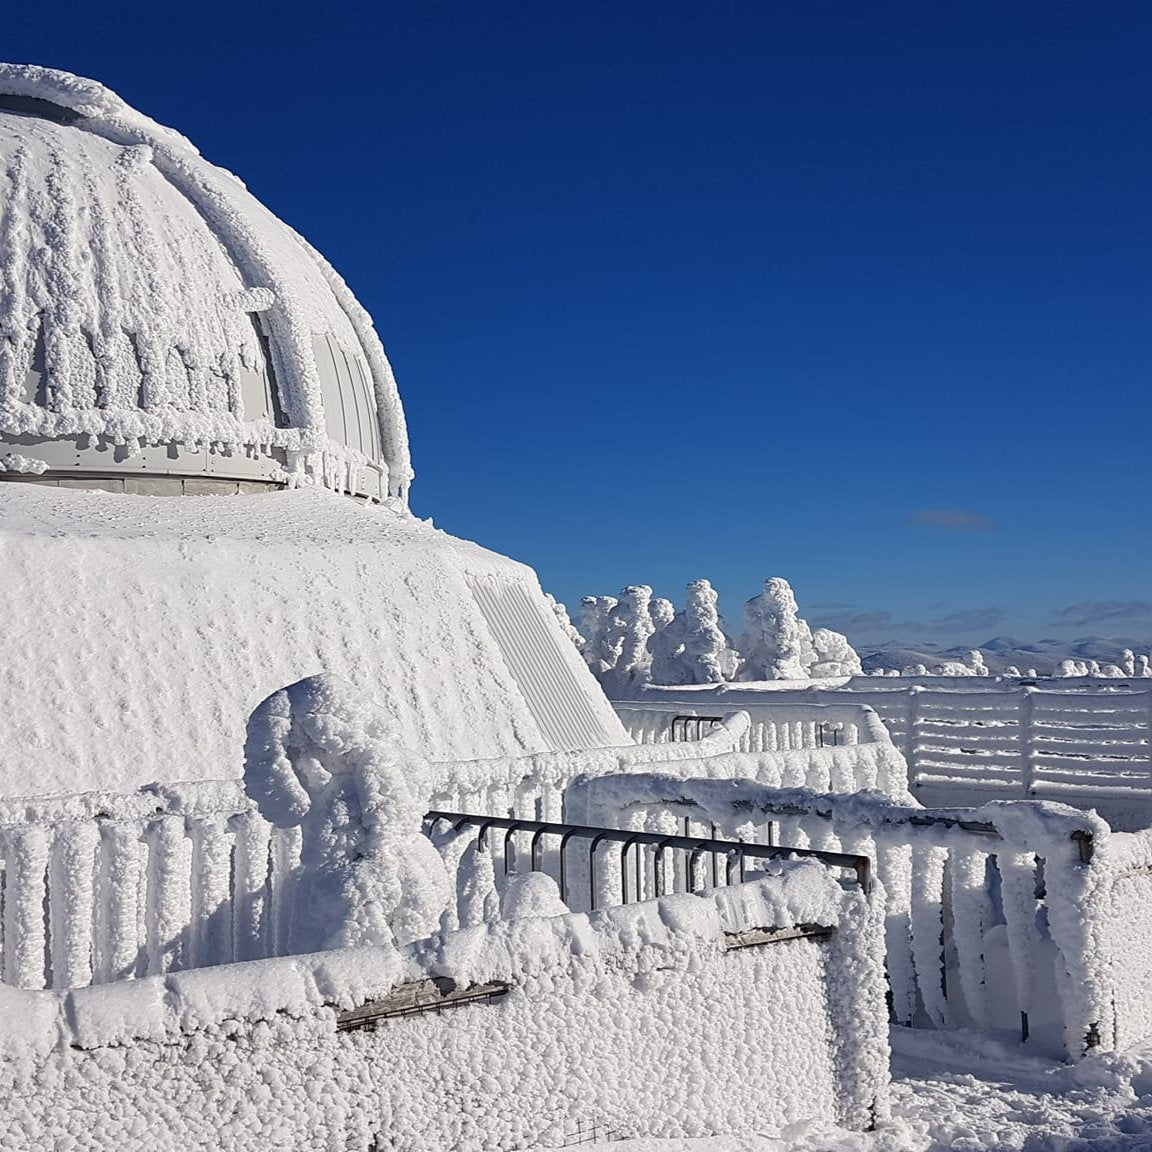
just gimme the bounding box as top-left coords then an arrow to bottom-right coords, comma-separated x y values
243,674 -> 449,954
903,650 -> 990,677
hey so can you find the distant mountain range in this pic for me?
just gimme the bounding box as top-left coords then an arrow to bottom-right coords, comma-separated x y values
859,635 -> 1152,677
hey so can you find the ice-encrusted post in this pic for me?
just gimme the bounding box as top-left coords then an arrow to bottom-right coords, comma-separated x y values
243,674 -> 449,955
1019,686 -> 1036,796
2,825 -> 50,989
904,687 -> 922,784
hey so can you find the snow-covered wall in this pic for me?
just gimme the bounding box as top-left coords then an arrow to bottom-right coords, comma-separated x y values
0,868 -> 889,1149
0,486 -> 627,796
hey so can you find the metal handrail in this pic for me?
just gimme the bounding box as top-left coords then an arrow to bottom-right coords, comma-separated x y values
424,810 -> 872,910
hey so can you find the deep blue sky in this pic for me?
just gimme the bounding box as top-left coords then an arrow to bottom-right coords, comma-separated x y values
9,3 -> 1152,648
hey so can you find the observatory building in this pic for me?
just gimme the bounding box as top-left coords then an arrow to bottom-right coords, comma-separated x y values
0,63 -> 627,798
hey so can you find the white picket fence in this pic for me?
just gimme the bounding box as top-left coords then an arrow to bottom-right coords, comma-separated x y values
568,771 -> 1150,1060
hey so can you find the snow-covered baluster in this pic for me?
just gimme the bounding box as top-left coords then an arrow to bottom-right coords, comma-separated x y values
269,825 -> 301,958
1035,838 -> 1114,1056
144,813 -> 193,975
93,819 -> 146,984
590,841 -> 624,910
48,820 -> 99,989
878,840 -> 917,1025
949,846 -> 994,1028
909,840 -> 949,1027
514,779 -> 540,822
852,746 -> 879,792
1019,687 -> 1036,796
230,810 -> 271,962
998,849 -> 1045,1034
1,823 -> 50,989
187,815 -> 234,969
539,779 -> 563,825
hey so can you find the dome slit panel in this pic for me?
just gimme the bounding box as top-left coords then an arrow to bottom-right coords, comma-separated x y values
342,343 -> 374,458
314,335 -> 349,448
352,353 -> 383,463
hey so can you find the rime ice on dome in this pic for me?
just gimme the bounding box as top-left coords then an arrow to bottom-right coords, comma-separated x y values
0,63 -> 411,502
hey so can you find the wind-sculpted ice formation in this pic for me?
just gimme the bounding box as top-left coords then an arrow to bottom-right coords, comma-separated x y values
244,674 -> 449,952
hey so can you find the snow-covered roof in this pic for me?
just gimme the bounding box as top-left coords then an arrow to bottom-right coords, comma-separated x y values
0,64 -> 411,502
0,485 -> 628,797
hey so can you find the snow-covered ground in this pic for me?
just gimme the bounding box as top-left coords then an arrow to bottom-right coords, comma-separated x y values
572,1027 -> 1152,1151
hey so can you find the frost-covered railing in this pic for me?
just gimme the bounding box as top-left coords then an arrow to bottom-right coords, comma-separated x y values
626,686 -> 1152,816
426,810 -> 871,918
0,711 -> 907,991
614,698 -> 892,752
567,773 -> 1144,1061
0,782 -> 298,990
827,686 -> 1152,799
0,858 -> 889,1144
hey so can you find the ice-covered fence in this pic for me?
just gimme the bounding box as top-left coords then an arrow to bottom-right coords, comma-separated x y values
567,773 -> 1147,1061
0,710 -> 896,991
426,810 -> 871,918
852,686 -> 1152,804
615,697 -> 891,751
426,711 -> 750,822
0,782 -> 298,990
625,685 -> 1152,823
614,698 -> 911,799
0,862 -> 888,1149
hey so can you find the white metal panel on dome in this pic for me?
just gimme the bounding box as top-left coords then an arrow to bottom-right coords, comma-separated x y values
467,575 -> 631,750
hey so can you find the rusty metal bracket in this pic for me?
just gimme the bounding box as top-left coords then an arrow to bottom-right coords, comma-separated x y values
335,977 -> 509,1032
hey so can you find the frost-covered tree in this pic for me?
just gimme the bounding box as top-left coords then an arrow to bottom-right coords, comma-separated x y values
650,579 -> 740,685
738,577 -> 809,680
545,592 -> 585,651
579,595 -> 619,677
649,596 -> 675,634
809,627 -> 863,678
680,578 -> 741,683
599,585 -> 656,695
646,597 -> 678,680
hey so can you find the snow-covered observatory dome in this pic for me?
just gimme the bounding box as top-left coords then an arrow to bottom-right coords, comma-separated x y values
0,64 -> 627,800
0,64 -> 410,502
